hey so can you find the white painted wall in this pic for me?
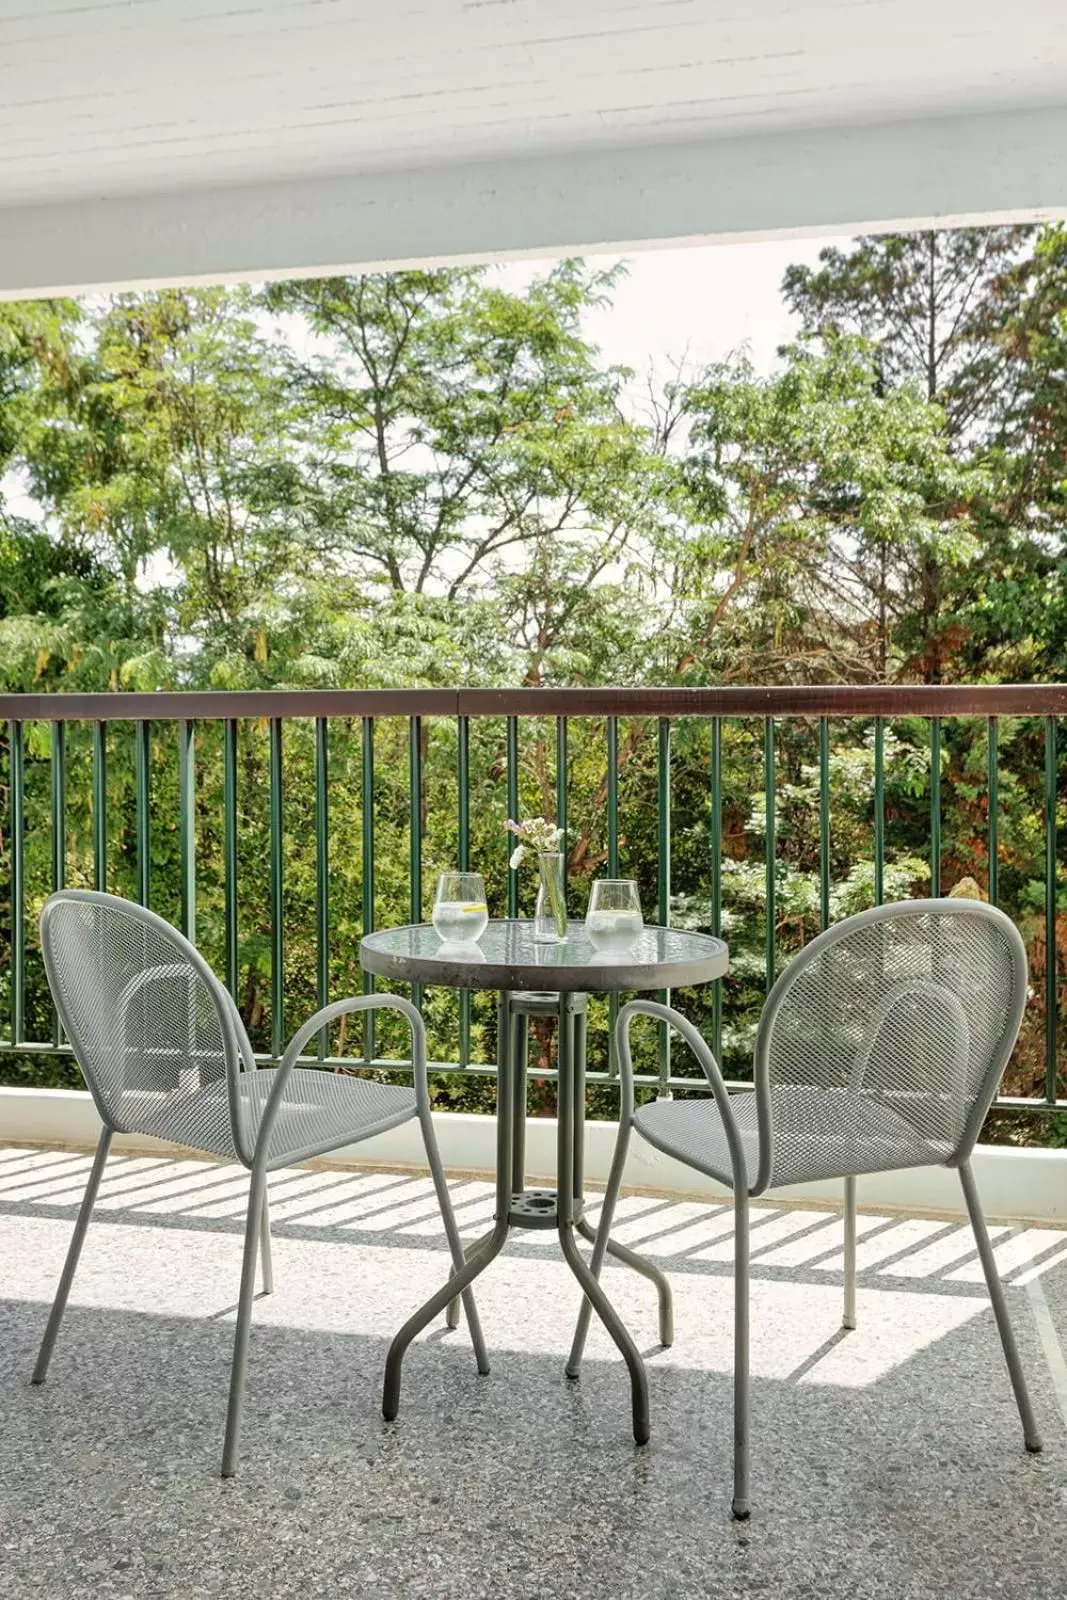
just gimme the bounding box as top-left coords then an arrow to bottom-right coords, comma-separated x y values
4,1086 -> 1065,1223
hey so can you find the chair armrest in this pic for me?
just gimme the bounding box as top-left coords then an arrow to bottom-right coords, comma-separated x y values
616,999 -> 752,1197
248,994 -> 429,1170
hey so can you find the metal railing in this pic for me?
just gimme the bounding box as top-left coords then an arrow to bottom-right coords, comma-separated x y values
1,685 -> 1065,1113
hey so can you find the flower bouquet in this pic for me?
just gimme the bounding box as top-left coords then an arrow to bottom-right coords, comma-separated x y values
505,816 -> 567,942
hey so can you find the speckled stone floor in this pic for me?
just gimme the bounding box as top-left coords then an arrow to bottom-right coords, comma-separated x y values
1,1145 -> 1066,1600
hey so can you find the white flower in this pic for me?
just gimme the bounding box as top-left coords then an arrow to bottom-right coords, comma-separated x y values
502,813 -> 565,864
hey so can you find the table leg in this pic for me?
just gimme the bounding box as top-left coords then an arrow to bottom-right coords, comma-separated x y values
382,992 -> 514,1421
511,998 -> 528,1194
555,992 -> 650,1446
571,1003 -> 587,1201
574,1218 -> 674,1350
567,1003 -> 674,1374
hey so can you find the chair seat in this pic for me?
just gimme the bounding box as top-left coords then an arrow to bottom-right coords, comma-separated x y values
634,1085 -> 952,1191
113,1068 -> 417,1169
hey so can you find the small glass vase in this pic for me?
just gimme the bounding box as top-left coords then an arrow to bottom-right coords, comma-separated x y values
534,852 -> 568,943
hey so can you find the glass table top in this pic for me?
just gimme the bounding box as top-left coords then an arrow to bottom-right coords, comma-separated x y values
359,919 -> 729,993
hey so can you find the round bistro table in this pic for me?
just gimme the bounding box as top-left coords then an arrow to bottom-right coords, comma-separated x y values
361,918 -> 729,1444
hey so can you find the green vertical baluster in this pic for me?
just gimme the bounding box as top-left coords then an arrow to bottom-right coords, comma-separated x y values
10,721 -> 24,1046
134,720 -> 151,906
657,717 -> 671,1091
606,717 -> 620,878
457,714 -> 470,875
1045,716 -> 1057,1104
710,716 -> 723,1063
51,721 -> 66,1046
874,718 -> 885,907
818,717 -> 830,931
506,716 -> 519,918
51,722 -> 66,897
178,720 -> 198,1083
987,717 -> 999,908
457,714 -> 471,1067
930,717 -> 941,896
362,717 -> 376,1064
557,713 -> 571,1118
765,717 -> 776,993
269,718 -> 284,1061
223,720 -> 238,999
607,715 -> 620,1076
409,716 -> 423,1017
316,716 -> 330,1059
92,721 -> 107,894
178,720 -> 195,943
556,716 -> 568,903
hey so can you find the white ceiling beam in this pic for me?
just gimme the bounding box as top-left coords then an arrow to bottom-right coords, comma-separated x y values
2,103 -> 1065,300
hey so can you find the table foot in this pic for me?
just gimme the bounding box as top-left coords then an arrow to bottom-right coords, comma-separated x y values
576,1215 -> 674,1348
557,1219 -> 650,1445
383,1220 -> 505,1419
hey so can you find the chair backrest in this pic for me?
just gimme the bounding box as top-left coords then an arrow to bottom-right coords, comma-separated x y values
40,890 -> 255,1161
752,898 -> 1028,1191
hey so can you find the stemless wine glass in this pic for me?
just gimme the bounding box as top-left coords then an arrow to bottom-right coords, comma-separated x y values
432,871 -> 489,944
585,879 -> 643,953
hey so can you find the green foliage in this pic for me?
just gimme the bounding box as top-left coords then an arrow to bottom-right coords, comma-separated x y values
1,237 -> 1066,1140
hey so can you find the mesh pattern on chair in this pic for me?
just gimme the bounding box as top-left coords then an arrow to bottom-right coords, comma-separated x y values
756,905 -> 1021,1188
634,1083 -> 953,1190
42,894 -> 244,1159
242,1069 -> 416,1169
42,893 -> 418,1169
632,903 -> 1023,1193
635,1093 -> 761,1189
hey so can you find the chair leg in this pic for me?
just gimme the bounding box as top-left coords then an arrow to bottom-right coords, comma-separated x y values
259,1190 -> 273,1295
732,1189 -> 751,1520
843,1174 -> 857,1331
32,1128 -> 113,1385
419,1103 -> 490,1375
958,1161 -> 1042,1453
221,1165 -> 268,1478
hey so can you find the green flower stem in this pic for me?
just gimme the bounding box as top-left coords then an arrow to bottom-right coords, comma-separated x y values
539,852 -> 568,940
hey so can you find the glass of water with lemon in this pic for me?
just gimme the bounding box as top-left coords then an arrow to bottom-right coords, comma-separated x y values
432,872 -> 489,944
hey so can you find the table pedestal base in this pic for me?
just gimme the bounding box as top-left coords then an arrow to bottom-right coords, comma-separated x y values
508,1188 -> 584,1227
382,990 -> 672,1445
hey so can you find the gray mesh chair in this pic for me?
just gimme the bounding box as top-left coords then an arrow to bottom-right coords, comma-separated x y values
570,899 -> 1042,1518
32,890 -> 488,1475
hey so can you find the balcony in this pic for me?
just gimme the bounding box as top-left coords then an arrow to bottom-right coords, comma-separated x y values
1,684 -> 1066,1592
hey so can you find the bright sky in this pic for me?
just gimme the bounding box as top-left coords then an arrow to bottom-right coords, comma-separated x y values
493,234 -> 852,394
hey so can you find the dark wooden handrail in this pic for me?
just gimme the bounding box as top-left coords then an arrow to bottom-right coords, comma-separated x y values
2,684 -> 1067,722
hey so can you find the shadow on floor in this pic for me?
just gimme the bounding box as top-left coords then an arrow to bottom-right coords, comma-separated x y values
0,1277 -> 1064,1600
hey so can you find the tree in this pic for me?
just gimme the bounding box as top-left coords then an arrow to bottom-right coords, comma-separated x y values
958,223 -> 1067,683
780,225 -> 1067,683
671,340 -> 982,682
782,227 -> 1035,443
263,264 -> 664,614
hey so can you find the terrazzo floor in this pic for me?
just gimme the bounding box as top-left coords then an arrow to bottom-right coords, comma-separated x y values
1,1144 -> 1066,1600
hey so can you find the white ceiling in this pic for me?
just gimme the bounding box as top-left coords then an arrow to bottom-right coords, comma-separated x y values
3,0 -> 1066,207
2,0 -> 1067,297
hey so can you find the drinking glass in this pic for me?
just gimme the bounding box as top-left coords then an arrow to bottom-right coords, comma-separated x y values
432,872 -> 489,944
585,879 -> 643,952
